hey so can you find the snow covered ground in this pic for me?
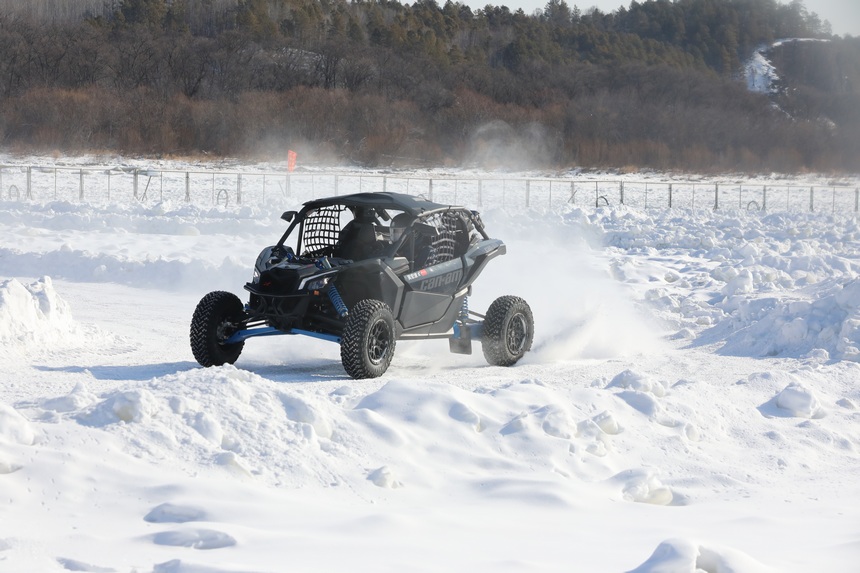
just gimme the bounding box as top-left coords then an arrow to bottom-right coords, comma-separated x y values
1,157 -> 859,572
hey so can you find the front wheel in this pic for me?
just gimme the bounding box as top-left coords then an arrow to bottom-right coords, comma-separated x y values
481,296 -> 534,366
341,299 -> 396,379
190,291 -> 246,367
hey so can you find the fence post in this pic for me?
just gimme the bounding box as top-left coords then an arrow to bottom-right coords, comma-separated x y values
594,181 -> 599,207
26,167 -> 32,199
714,184 -> 719,210
79,169 -> 84,201
185,172 -> 191,202
237,173 -> 242,204
620,181 -> 624,205
809,186 -> 814,212
668,183 -> 673,208
429,178 -> 433,201
855,188 -> 859,212
526,179 -> 531,208
133,170 -> 139,200
762,186 -> 767,211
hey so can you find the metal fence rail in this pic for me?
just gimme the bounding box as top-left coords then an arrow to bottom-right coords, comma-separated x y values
1,165 -> 858,214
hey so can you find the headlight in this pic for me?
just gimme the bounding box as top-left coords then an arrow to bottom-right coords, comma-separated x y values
305,277 -> 330,291
252,268 -> 260,283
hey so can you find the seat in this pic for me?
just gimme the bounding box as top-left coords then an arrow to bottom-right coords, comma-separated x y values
335,220 -> 379,260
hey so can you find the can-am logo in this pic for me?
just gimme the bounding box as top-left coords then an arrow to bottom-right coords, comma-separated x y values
419,269 -> 462,291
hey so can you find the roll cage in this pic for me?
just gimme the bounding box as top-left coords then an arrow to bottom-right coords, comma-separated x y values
277,192 -> 489,267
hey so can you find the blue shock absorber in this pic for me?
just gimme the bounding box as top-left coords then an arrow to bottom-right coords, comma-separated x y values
328,285 -> 349,318
459,296 -> 469,321
454,296 -> 469,339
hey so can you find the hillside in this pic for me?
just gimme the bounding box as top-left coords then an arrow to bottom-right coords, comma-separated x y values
0,0 -> 856,172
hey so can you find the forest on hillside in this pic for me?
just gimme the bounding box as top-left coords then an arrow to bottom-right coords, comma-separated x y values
0,0 -> 856,172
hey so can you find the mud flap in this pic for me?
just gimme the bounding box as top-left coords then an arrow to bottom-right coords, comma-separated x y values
449,336 -> 472,355
449,322 -> 474,355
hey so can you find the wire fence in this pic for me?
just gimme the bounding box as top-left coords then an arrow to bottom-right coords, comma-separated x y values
1,165 -> 858,214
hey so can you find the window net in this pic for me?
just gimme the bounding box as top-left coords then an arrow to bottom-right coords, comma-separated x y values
301,205 -> 344,257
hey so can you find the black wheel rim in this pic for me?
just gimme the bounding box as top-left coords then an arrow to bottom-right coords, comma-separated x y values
216,319 -> 238,345
367,319 -> 391,365
506,313 -> 528,355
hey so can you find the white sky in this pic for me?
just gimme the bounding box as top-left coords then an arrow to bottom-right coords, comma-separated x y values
460,0 -> 860,37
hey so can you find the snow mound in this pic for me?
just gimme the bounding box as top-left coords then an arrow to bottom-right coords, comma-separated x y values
144,503 -> 209,524
0,402 -> 36,474
152,529 -> 236,550
720,280 -> 860,360
56,367 -> 671,496
0,276 -> 124,357
41,381 -> 99,413
629,538 -> 775,573
0,402 -> 36,446
0,277 -> 76,347
611,468 -> 675,505
775,381 -> 824,419
607,369 -> 667,397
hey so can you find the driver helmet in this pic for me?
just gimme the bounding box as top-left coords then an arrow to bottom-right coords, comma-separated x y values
389,212 -> 414,243
353,206 -> 376,223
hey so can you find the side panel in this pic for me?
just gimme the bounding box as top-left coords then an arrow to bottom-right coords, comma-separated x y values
397,258 -> 467,331
336,259 -> 404,314
399,291 -> 454,331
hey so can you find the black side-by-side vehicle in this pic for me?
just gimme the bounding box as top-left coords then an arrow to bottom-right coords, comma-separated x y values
190,192 -> 533,378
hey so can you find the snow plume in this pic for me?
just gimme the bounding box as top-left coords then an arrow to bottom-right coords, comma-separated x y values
477,207 -> 666,362
466,120 -> 561,170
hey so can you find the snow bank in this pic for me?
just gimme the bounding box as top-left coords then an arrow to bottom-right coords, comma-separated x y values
0,276 -> 125,362
721,279 -> 860,360
0,276 -> 76,347
589,207 -> 860,360
630,538 -> 775,573
0,200 -> 276,291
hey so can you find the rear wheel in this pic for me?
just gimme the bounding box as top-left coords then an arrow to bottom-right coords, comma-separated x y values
341,299 -> 396,379
481,296 -> 534,366
190,291 -> 246,367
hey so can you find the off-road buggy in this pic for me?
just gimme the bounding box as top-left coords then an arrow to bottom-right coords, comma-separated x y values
190,192 -> 534,379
